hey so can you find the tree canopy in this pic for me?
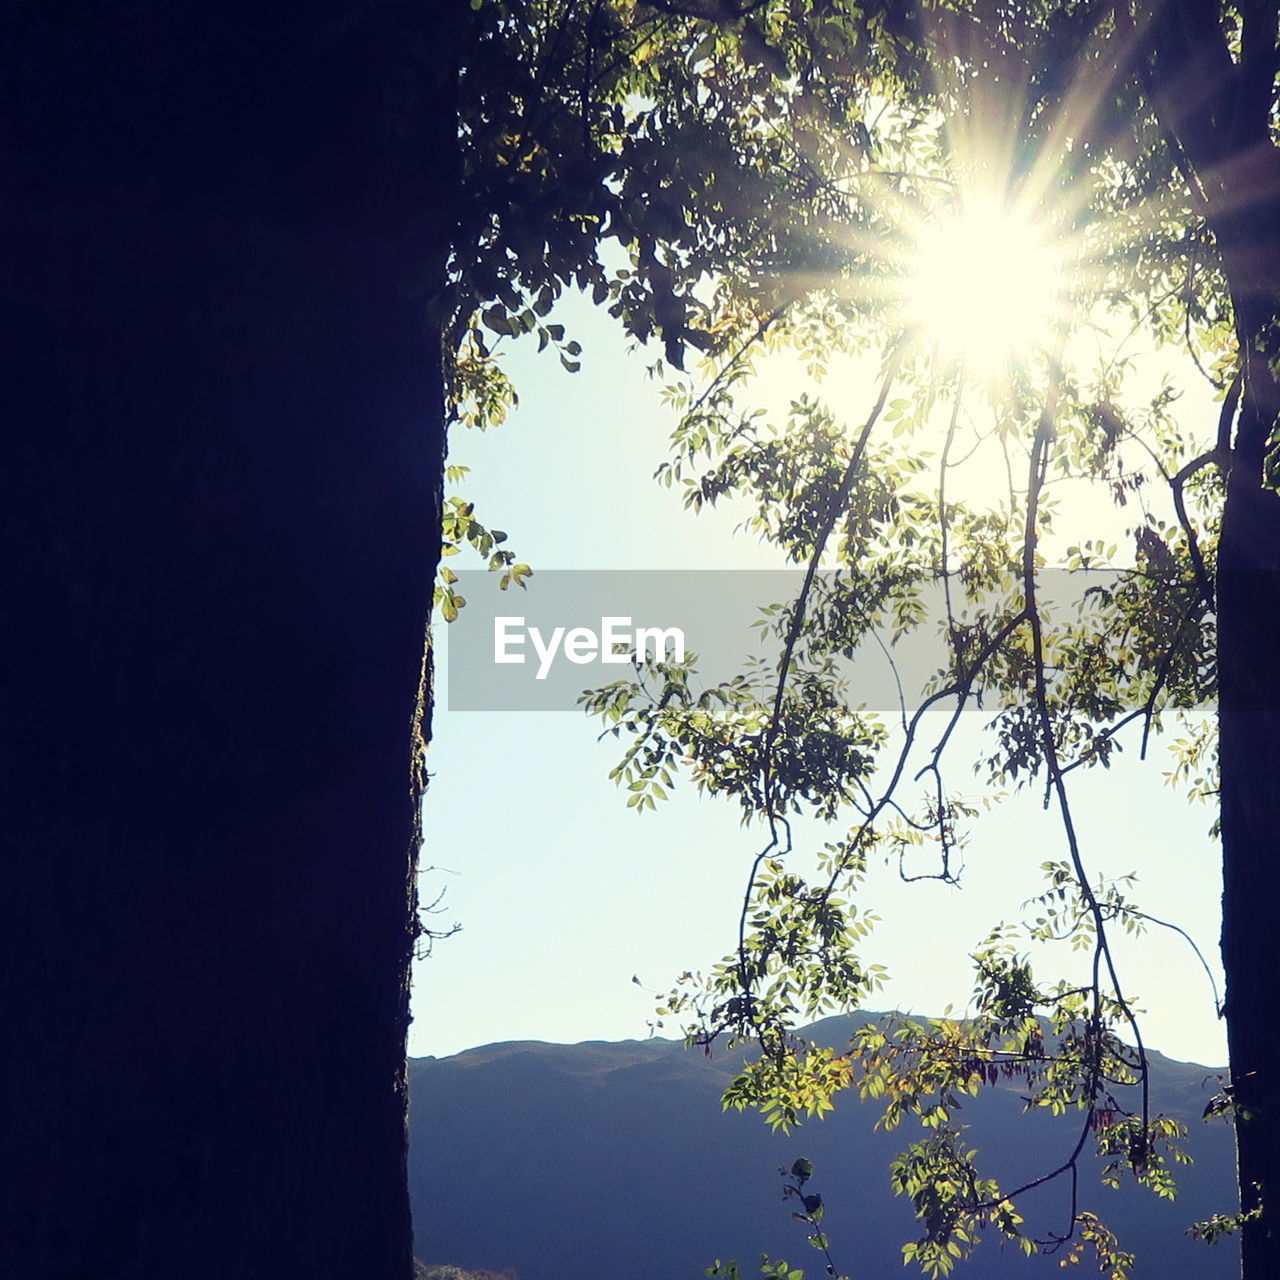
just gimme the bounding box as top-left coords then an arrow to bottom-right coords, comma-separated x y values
447,1 -> 1280,1277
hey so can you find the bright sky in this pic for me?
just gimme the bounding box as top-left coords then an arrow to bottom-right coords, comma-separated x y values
408,287 -> 1229,1070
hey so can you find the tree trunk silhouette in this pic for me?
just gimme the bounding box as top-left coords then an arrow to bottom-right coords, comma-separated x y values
1144,4 -> 1280,1271
1216,211 -> 1280,1276
1218,345 -> 1280,1277
1,5 -> 455,1276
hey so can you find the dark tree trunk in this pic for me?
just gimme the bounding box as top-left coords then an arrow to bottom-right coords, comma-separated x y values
1218,326 -> 1280,1277
1215,180 -> 1280,1277
1,5 -> 455,1276
1145,3 -> 1280,1274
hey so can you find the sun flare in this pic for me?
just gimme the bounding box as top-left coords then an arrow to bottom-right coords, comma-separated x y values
906,195 -> 1064,371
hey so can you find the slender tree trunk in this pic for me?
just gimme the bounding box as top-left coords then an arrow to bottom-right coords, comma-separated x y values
1215,177 -> 1280,1278
1144,3 -> 1280,1273
1,5 -> 455,1276
1218,314 -> 1280,1277
1198,171 -> 1280,1280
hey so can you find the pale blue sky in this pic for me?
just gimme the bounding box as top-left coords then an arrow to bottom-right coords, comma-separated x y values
409,290 -> 1228,1068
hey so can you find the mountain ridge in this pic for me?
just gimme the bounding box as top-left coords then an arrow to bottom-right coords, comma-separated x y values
409,1014 -> 1237,1279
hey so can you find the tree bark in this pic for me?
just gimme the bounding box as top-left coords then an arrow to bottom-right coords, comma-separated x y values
1,5 -> 454,1276
1214,175 -> 1280,1279
1145,2 -> 1280,1273
1218,335 -> 1280,1277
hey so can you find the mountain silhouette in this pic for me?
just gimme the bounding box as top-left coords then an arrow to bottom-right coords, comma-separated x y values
409,1014 -> 1238,1279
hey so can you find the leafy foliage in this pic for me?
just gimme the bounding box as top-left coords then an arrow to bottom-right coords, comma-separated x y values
434,0 -> 1277,1274
564,0 -> 1269,1274
440,0 -> 917,601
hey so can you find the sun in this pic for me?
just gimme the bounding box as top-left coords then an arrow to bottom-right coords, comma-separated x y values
905,193 -> 1064,372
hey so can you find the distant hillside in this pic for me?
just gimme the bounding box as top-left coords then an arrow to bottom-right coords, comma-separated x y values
414,1265 -> 517,1280
408,1014 -> 1239,1280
